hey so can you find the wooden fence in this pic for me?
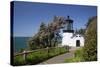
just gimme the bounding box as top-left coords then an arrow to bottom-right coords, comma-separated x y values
14,46 -> 69,64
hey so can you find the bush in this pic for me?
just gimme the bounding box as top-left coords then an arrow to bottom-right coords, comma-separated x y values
83,16 -> 97,61
65,48 -> 84,63
14,56 -> 26,66
14,46 -> 68,65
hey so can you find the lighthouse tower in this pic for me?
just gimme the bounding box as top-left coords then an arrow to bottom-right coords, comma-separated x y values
61,16 -> 84,47
62,16 -> 74,46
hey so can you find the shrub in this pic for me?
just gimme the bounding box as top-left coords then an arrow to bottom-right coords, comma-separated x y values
65,48 -> 84,63
14,46 -> 68,65
14,56 -> 26,65
83,16 -> 97,61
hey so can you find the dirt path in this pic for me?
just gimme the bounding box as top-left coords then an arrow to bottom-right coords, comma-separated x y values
39,47 -> 78,64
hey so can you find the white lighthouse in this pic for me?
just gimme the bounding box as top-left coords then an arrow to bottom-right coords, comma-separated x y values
61,16 -> 84,47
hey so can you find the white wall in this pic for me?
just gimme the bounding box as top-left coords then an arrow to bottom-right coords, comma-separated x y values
62,32 -> 73,46
62,33 -> 84,47
72,35 -> 84,47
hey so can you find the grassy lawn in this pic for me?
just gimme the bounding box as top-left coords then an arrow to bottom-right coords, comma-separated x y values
14,46 -> 69,66
65,47 -> 84,63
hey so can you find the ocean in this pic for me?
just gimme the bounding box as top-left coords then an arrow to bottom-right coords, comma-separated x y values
13,37 -> 31,52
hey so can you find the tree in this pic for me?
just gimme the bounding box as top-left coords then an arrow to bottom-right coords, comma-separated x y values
39,22 -> 48,48
28,16 -> 65,50
28,34 -> 40,50
39,22 -> 47,32
75,28 -> 85,35
83,16 -> 97,61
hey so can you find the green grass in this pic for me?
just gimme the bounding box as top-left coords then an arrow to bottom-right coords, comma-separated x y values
14,55 -> 26,65
14,46 -> 68,66
65,47 -> 84,63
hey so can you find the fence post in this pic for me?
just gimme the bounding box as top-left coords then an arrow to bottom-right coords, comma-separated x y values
23,50 -> 27,62
47,47 -> 49,58
59,47 -> 61,54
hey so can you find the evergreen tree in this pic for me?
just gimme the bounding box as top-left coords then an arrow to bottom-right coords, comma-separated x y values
28,16 -> 65,50
83,16 -> 97,61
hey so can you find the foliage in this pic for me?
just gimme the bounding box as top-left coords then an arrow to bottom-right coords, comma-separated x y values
83,16 -> 97,61
14,46 -> 69,65
75,28 -> 86,36
28,16 -> 65,50
65,16 -> 97,63
14,55 -> 26,65
65,48 -> 84,63
19,48 -> 25,53
28,34 -> 40,50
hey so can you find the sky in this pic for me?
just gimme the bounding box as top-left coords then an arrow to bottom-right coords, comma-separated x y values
13,1 -> 97,37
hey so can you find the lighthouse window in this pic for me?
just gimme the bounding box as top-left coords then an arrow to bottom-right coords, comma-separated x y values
76,36 -> 78,37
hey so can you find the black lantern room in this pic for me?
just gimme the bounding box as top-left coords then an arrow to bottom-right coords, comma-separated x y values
63,16 -> 74,33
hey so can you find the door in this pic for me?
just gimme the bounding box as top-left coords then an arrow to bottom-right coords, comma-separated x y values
76,40 -> 80,47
